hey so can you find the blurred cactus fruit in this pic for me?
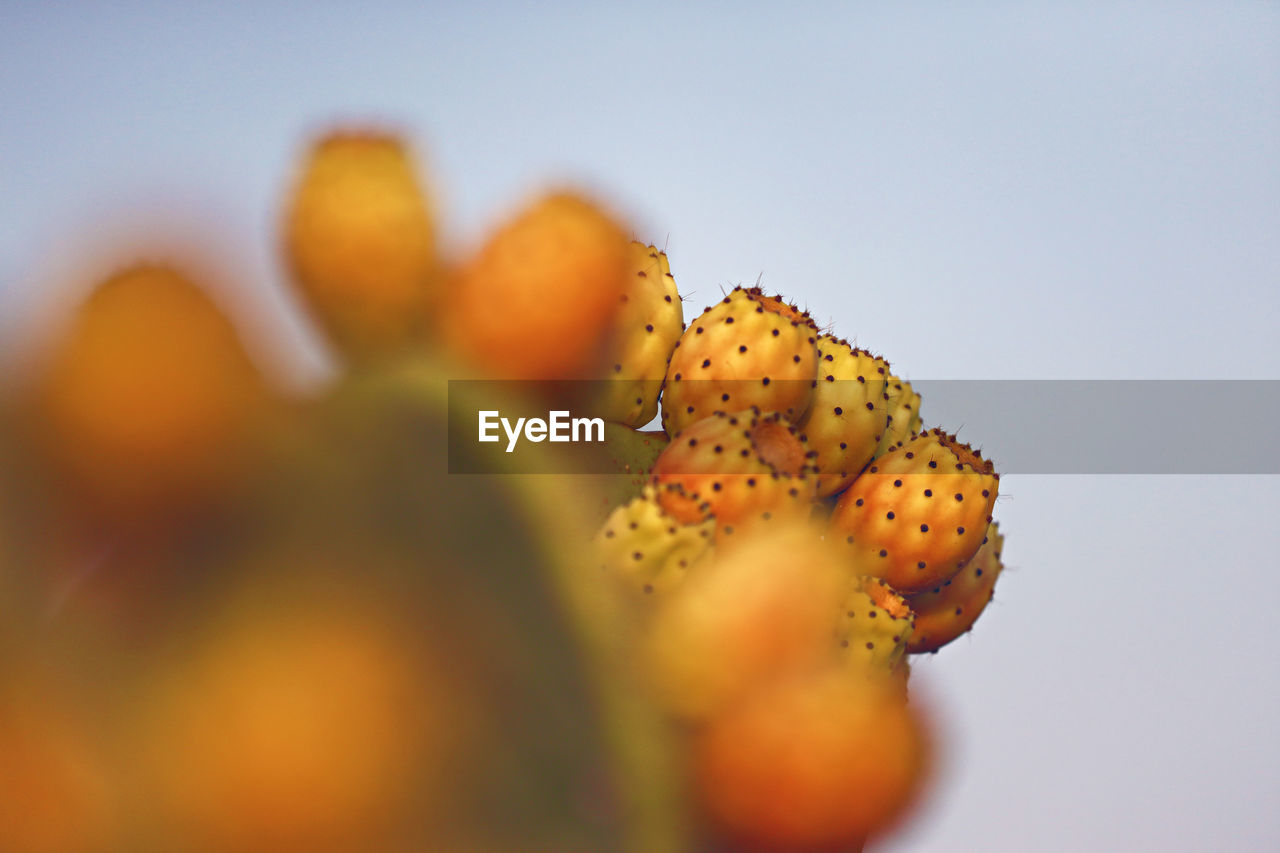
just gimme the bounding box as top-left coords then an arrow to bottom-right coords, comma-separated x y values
595,485 -> 715,596
141,589 -> 443,851
591,242 -> 684,426
830,429 -> 999,593
872,374 -> 922,459
0,674 -> 117,853
34,264 -> 266,519
694,667 -> 930,851
838,576 -> 915,674
238,361 -> 686,852
650,409 -> 817,536
442,192 -> 630,381
908,521 -> 1005,653
642,522 -> 846,721
797,336 -> 891,497
283,132 -> 438,354
661,287 -> 819,435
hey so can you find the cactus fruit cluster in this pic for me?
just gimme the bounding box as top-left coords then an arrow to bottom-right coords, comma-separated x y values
0,127 -> 1015,852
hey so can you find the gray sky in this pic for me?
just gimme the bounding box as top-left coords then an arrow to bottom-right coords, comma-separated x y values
3,2 -> 1278,850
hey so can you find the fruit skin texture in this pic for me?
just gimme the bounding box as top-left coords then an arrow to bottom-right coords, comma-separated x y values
695,667 -> 930,851
593,242 -> 684,427
642,522 -> 847,721
837,576 -> 915,675
590,423 -> 670,520
661,287 -> 819,435
35,264 -> 265,517
649,409 -> 817,536
830,429 -> 999,594
442,192 -> 630,381
872,375 -> 922,459
595,485 -> 715,595
283,132 -> 438,353
797,336 -> 890,497
907,521 -> 1005,653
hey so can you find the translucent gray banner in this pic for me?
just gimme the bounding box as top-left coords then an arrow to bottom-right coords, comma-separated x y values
447,380 -> 1280,474
910,380 -> 1278,474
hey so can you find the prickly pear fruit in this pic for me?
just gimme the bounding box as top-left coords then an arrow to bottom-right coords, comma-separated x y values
649,409 -> 817,536
35,264 -> 266,517
661,287 -> 819,435
798,336 -> 891,497
283,132 -> 438,354
873,375 -> 923,459
594,486 -> 715,595
589,423 -> 670,519
592,242 -> 684,426
907,521 -> 1005,653
837,576 -> 915,674
642,521 -> 845,721
442,192 -> 630,381
695,666 -> 930,850
830,429 -> 999,594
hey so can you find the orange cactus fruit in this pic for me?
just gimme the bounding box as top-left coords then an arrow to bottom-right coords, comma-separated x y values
661,287 -> 820,435
695,667 -> 931,851
142,599 -> 445,851
649,409 -> 818,536
642,521 -> 846,721
796,336 -> 891,497
36,264 -> 265,516
442,192 -> 630,381
829,429 -> 999,594
0,680 -> 117,853
907,521 -> 1005,653
283,131 -> 439,354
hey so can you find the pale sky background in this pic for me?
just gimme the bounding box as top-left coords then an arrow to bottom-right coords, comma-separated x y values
3,2 -> 1278,850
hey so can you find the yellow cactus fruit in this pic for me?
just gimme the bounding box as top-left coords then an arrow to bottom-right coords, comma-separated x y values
872,374 -> 923,458
838,575 -> 915,674
283,132 -> 438,354
594,485 -> 715,596
592,241 -> 684,426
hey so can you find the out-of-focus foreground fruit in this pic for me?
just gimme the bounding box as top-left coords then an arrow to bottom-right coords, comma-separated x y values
283,132 -> 439,356
695,669 -> 929,851
29,264 -> 267,524
0,357 -> 685,852
442,191 -> 631,381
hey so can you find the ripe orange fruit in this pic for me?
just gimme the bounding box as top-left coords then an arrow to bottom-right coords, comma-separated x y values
696,668 -> 931,850
442,192 -> 629,381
